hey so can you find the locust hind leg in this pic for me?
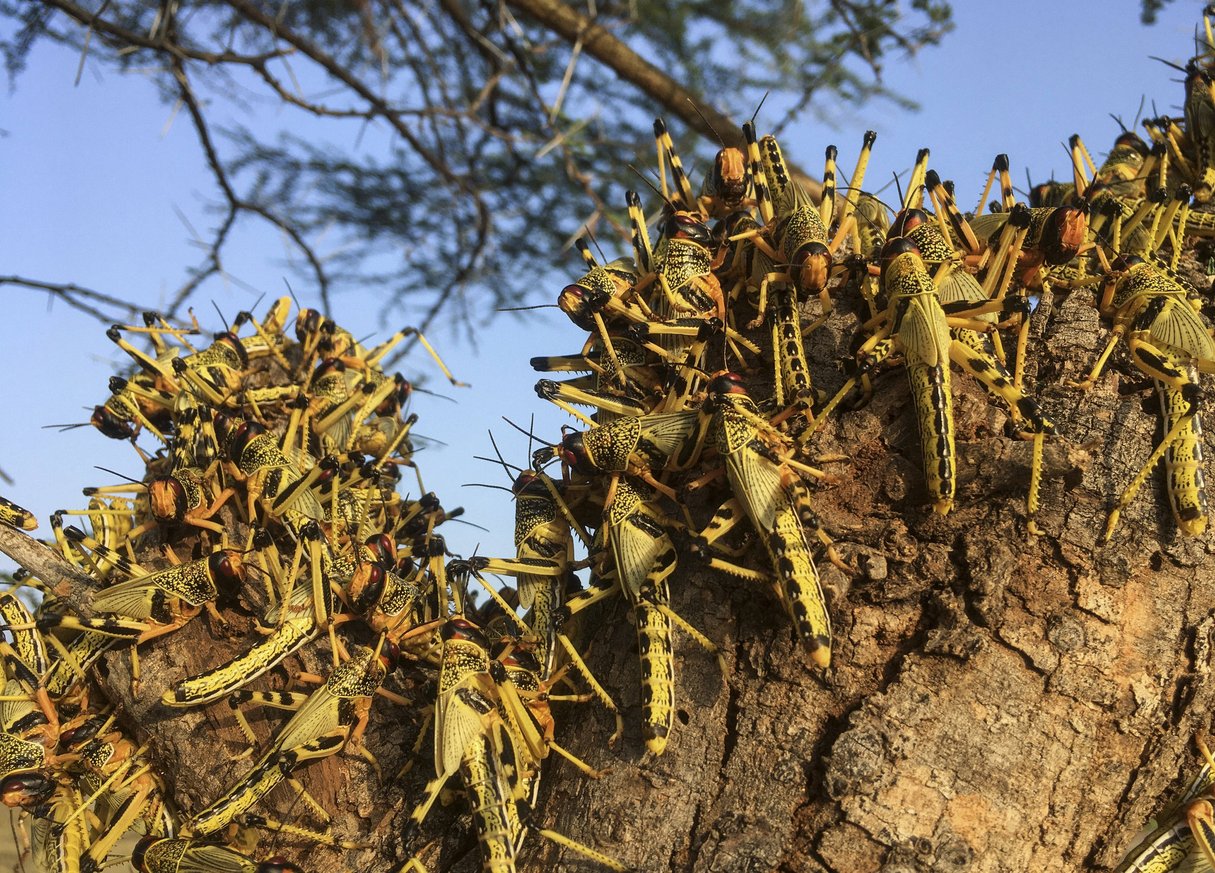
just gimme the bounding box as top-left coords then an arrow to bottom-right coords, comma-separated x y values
1104,378 -> 1202,542
949,332 -> 1054,525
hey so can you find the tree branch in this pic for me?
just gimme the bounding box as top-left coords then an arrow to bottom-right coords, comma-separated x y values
0,524 -> 100,615
500,0 -> 823,196
0,275 -> 142,322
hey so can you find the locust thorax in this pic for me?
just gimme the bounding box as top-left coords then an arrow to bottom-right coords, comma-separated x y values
879,237 -> 923,282
211,331 -> 250,370
889,207 -> 930,238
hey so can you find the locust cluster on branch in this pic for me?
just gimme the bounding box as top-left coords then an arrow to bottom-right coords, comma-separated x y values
11,6 -> 1215,872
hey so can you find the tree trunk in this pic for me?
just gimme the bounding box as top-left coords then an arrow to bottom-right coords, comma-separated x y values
5,253 -> 1213,873
530,256 -> 1215,873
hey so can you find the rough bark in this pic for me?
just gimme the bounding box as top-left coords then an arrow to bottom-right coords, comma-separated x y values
6,252 -> 1215,873
528,256 -> 1215,872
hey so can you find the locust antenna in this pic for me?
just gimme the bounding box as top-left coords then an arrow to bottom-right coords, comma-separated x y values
585,227 -> 609,263
688,99 -> 726,147
210,300 -> 232,333
93,466 -> 144,486
749,92 -> 769,126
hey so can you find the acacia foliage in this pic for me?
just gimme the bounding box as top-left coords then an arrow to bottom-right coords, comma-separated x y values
1,0 -> 950,332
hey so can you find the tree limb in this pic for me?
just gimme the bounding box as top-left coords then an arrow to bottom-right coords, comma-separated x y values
501,0 -> 823,197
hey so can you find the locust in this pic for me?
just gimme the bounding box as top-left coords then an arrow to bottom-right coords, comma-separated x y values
459,468 -> 579,676
1114,732 -> 1215,872
187,640 -> 396,837
132,836 -> 304,873
26,782 -> 93,873
410,617 -> 627,873
696,373 -> 835,667
537,409 -> 702,507
559,474 -> 723,754
1069,255 -> 1215,540
91,374 -> 175,443
64,526 -> 244,638
894,205 -> 1054,523
947,161 -> 1089,383
819,228 -> 1052,521
163,530 -> 334,708
735,124 -> 876,429
63,714 -> 173,870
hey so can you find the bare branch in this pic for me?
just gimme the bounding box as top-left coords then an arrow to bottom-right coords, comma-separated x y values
0,524 -> 100,615
0,275 -> 142,322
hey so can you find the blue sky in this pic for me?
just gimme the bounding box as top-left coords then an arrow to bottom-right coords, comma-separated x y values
0,2 -> 1203,564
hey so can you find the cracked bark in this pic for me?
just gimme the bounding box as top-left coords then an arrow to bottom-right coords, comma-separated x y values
7,246 -> 1215,873
530,244 -> 1215,873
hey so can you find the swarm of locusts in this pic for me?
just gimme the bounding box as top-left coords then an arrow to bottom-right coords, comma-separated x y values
15,9 -> 1215,873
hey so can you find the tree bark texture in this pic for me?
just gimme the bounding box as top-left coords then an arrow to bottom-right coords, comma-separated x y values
6,252 -> 1215,873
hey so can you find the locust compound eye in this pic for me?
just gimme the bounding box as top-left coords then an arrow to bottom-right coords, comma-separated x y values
91,405 -> 135,440
209,551 -> 245,587
296,308 -> 323,340
351,563 -> 386,613
558,432 -> 593,473
132,835 -> 159,871
365,533 -> 396,567
443,616 -> 489,646
214,331 -> 250,369
889,208 -> 928,237
557,284 -> 598,331
378,374 -> 411,414
0,772 -> 54,809
212,411 -> 236,446
258,859 -> 305,873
